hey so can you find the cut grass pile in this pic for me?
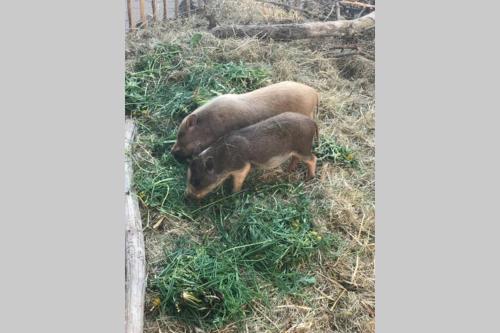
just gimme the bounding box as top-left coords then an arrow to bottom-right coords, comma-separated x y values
316,134 -> 359,169
152,186 -> 343,327
126,39 -> 269,119
126,36 -> 358,330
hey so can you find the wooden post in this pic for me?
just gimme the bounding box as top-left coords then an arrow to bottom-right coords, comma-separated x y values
139,0 -> 147,27
127,0 -> 135,31
186,0 -> 191,17
163,0 -> 168,20
335,1 -> 341,20
125,119 -> 146,333
152,0 -> 157,22
175,0 -> 179,18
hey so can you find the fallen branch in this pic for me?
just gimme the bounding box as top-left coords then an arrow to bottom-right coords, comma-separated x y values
323,1 -> 337,21
355,7 -> 367,19
212,11 -> 375,40
339,1 -> 375,10
125,118 -> 146,333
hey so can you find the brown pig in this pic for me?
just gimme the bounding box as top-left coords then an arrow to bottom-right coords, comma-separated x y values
171,81 -> 319,162
186,112 -> 318,200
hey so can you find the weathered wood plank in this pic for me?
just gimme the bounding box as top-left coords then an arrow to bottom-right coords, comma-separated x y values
125,119 -> 146,333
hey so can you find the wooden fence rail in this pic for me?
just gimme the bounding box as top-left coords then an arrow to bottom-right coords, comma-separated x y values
125,119 -> 146,333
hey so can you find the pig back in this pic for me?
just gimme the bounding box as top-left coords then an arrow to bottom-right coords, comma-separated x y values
192,82 -> 317,154
240,81 -> 317,119
236,112 -> 317,163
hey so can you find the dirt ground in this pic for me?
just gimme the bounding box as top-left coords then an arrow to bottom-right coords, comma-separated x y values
126,1 -> 375,332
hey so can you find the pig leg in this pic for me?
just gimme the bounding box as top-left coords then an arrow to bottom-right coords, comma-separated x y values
232,163 -> 252,192
287,156 -> 300,172
303,154 -> 317,179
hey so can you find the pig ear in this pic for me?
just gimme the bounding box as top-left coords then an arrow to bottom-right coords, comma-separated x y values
186,114 -> 198,128
205,157 -> 214,172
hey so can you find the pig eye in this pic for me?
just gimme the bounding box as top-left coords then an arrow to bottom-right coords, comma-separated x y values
205,157 -> 214,172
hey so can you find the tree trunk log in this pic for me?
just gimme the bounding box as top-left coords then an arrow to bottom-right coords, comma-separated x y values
125,119 -> 146,333
212,11 -> 375,40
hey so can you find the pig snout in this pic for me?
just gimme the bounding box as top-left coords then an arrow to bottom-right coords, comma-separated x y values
185,187 -> 204,201
171,145 -> 187,163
